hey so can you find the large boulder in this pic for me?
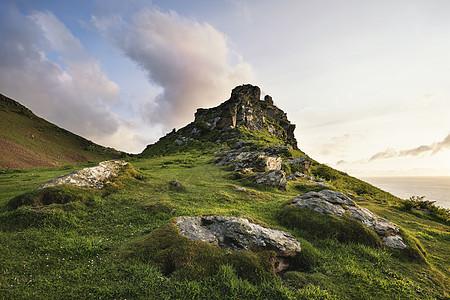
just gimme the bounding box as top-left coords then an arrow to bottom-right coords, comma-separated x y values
176,216 -> 301,273
292,190 -> 406,249
38,160 -> 129,189
254,170 -> 287,190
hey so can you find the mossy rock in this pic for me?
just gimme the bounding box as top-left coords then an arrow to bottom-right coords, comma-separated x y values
278,205 -> 381,247
119,218 -> 314,283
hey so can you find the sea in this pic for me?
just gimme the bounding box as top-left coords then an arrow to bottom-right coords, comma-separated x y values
361,176 -> 450,209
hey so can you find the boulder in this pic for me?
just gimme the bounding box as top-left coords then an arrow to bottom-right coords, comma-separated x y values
284,157 -> 311,172
217,151 -> 281,172
176,216 -> 301,273
382,235 -> 407,249
254,170 -> 287,190
292,190 -> 406,249
38,160 -> 129,189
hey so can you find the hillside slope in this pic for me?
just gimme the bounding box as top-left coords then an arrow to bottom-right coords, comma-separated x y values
0,93 -> 123,169
0,85 -> 448,299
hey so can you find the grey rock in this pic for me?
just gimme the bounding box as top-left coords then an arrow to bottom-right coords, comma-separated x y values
286,174 -> 297,181
38,160 -> 129,189
217,151 -> 282,172
254,170 -> 287,190
293,196 -> 346,216
382,235 -> 407,249
284,157 -> 311,172
176,216 -> 301,273
292,189 -> 404,248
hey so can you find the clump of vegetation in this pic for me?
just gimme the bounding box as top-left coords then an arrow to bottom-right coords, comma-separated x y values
119,218 -> 318,284
119,219 -> 278,283
400,196 -> 450,225
8,185 -> 101,209
278,205 -> 381,247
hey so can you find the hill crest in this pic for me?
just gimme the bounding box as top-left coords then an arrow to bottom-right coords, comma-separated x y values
141,84 -> 299,156
0,93 -> 123,169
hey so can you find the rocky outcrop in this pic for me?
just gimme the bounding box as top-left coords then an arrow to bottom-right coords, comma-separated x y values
284,157 -> 311,173
217,151 -> 281,172
254,170 -> 287,190
141,84 -> 299,157
292,190 -> 406,249
193,85 -> 297,148
38,160 -> 129,189
176,216 -> 301,273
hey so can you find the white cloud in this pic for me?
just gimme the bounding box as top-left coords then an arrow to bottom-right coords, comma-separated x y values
369,134 -> 450,162
0,8 -> 147,152
92,7 -> 254,130
0,9 -> 118,134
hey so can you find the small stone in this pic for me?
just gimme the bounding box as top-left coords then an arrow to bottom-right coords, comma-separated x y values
286,174 -> 297,181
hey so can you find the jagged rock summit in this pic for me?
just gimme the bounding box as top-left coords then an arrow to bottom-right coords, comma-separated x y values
141,84 -> 299,156
194,84 -> 298,147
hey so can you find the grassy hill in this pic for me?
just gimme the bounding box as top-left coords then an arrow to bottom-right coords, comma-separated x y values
0,152 -> 448,299
0,93 -> 123,169
0,85 -> 448,299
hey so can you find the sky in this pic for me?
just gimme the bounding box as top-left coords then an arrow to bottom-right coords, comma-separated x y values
0,0 -> 449,177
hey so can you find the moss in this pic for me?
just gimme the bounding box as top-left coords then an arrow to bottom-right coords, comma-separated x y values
278,205 -> 381,247
119,218 -> 302,283
144,200 -> 177,215
8,185 -> 101,209
392,228 -> 427,263
291,238 -> 320,272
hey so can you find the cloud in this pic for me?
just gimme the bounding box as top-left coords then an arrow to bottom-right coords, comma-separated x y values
316,133 -> 365,157
231,1 -> 252,23
92,7 -> 254,130
369,133 -> 450,161
0,8 -> 120,137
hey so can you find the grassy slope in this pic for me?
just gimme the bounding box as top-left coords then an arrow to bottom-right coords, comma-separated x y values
0,93 -> 123,169
0,153 -> 448,299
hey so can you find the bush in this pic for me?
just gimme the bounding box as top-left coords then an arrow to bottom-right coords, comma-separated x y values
400,196 -> 450,225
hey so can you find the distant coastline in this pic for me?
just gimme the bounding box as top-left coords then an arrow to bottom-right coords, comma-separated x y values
362,176 -> 450,209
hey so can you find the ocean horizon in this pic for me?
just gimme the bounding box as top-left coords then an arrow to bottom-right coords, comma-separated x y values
361,176 -> 450,209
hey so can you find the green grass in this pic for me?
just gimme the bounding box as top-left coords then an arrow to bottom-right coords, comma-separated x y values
0,93 -> 123,169
0,153 -> 448,299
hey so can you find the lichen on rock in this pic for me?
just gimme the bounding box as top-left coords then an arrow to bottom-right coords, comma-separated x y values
292,190 -> 407,249
176,216 -> 301,273
38,160 -> 130,189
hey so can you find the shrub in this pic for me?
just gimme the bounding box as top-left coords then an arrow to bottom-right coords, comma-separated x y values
400,196 -> 450,225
